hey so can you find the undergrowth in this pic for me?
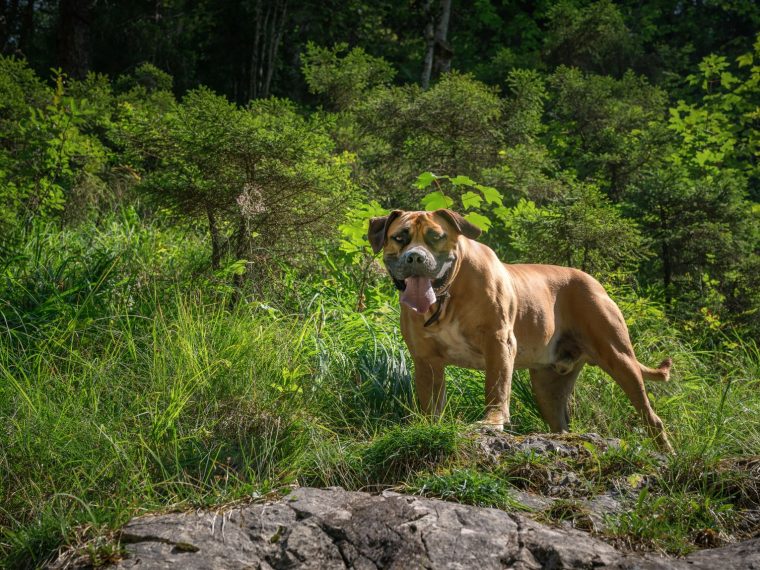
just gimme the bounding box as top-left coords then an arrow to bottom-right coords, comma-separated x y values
1,212 -> 759,566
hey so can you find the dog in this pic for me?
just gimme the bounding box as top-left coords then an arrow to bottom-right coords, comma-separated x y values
368,209 -> 673,451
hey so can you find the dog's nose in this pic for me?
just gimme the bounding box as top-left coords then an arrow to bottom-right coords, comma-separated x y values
406,251 -> 426,265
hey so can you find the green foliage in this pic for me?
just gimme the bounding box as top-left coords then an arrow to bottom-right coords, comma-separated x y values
505,181 -> 645,274
0,61 -> 110,250
626,166 -> 759,329
352,72 -> 504,207
302,43 -> 396,110
547,66 -> 668,198
545,0 -> 641,77
338,200 -> 389,263
668,36 -> 760,195
118,87 -> 358,272
503,68 -> 547,144
414,172 -> 503,232
115,62 -> 174,95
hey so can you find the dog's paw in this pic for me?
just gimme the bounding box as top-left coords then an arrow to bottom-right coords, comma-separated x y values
474,421 -> 504,432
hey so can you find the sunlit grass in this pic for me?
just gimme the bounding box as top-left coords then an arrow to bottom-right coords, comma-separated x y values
1,215 -> 759,566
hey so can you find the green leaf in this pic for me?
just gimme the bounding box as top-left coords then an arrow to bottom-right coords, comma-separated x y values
421,191 -> 454,211
463,212 -> 491,232
449,175 -> 476,186
414,171 -> 439,190
737,52 -> 753,68
493,206 -> 511,222
476,184 -> 503,205
461,191 -> 483,210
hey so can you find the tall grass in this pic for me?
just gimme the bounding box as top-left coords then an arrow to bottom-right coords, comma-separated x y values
1,212 -> 758,566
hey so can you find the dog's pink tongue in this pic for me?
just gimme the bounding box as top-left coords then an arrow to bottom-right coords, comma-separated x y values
400,276 -> 436,314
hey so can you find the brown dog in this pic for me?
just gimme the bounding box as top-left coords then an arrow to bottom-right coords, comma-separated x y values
368,209 -> 673,451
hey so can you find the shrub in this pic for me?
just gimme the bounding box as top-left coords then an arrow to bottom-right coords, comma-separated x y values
117,88 -> 359,278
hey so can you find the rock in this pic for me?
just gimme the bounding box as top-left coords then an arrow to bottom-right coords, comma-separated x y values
476,431 -> 622,463
51,487 -> 760,569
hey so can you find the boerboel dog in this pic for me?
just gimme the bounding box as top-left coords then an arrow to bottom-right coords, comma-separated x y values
368,209 -> 673,451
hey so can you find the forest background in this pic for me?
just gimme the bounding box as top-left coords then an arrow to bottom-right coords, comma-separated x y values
1,1 -> 759,567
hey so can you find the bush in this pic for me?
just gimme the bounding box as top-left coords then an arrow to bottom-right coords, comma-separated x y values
117,88 -> 359,277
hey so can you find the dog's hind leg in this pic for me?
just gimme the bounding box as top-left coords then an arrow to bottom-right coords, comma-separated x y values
596,353 -> 672,452
529,364 -> 583,433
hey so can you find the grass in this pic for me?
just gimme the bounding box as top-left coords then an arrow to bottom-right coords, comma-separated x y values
1,212 -> 759,566
410,468 -> 528,511
607,488 -> 736,555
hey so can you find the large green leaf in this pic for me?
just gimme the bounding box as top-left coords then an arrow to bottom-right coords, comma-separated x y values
477,184 -> 503,205
421,191 -> 454,211
461,191 -> 483,210
449,175 -> 476,186
414,171 -> 439,190
464,212 -> 491,232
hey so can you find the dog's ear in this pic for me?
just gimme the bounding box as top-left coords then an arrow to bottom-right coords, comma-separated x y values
367,210 -> 402,254
435,209 -> 482,240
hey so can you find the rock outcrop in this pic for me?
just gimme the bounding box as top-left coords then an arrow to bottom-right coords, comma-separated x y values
49,432 -> 760,569
63,486 -> 758,569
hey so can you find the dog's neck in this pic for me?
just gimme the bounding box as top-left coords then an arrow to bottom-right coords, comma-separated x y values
423,237 -> 471,327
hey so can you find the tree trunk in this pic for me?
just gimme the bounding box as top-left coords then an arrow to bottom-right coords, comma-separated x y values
232,216 -> 249,290
432,0 -> 453,78
249,0 -> 287,100
421,0 -> 453,88
0,0 -> 12,53
207,205 -> 222,270
421,0 -> 435,89
263,1 -> 287,98
57,0 -> 91,79
18,0 -> 33,56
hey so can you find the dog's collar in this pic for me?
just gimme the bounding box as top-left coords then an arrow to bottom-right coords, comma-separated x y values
424,292 -> 450,327
391,260 -> 459,327
424,264 -> 457,327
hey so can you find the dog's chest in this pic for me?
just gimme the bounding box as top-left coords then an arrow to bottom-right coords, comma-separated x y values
426,319 -> 486,369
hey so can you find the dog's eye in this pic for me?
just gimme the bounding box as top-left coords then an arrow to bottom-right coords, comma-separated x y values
432,233 -> 446,241
392,235 -> 405,243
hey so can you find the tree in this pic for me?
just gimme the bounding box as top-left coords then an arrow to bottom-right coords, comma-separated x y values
0,57 -> 109,252
352,72 -> 503,207
546,66 -> 669,200
544,0 -> 641,78
117,87 -> 358,278
421,0 -> 452,89
504,179 -> 645,276
301,43 -> 396,110
56,0 -> 93,79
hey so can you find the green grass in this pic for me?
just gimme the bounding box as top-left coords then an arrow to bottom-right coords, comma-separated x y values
1,213 -> 759,566
410,468 -> 528,511
606,488 -> 736,555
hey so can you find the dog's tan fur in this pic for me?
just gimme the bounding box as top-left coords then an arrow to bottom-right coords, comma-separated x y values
369,209 -> 672,451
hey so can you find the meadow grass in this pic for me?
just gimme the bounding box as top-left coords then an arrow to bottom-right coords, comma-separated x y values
1,215 -> 759,566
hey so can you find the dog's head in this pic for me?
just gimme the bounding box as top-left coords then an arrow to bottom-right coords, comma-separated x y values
367,209 -> 482,313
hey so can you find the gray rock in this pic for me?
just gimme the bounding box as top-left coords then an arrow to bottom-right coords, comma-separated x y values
51,487 -> 760,569
476,431 -> 622,463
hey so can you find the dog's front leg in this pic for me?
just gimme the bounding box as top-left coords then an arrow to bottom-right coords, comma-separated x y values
413,357 -> 446,417
482,330 -> 516,428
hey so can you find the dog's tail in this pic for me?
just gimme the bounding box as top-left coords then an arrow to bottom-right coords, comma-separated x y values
639,357 -> 672,382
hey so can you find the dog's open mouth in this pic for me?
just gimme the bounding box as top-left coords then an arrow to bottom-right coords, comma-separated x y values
400,276 -> 436,314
